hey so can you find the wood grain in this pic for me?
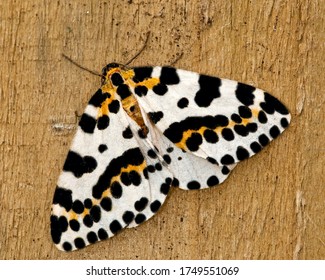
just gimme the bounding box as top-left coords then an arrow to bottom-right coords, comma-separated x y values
1,0 -> 324,259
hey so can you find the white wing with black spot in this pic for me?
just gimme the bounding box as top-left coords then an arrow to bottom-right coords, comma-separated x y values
51,88 -> 173,251
131,66 -> 291,170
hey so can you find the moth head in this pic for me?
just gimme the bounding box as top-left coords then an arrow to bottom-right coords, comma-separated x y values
101,63 -> 129,85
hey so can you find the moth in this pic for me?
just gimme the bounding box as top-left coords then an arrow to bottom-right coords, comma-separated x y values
51,63 -> 291,251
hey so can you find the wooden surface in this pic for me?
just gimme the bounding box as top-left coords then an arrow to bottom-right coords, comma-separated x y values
1,0 -> 324,260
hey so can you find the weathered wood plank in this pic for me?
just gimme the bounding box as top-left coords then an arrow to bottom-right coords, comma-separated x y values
1,0 -> 324,259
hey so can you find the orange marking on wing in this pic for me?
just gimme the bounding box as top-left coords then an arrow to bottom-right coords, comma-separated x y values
102,189 -> 111,199
68,208 -> 90,221
97,86 -> 118,118
121,69 -> 136,80
99,98 -> 110,116
122,69 -> 160,90
69,212 -> 78,221
137,77 -> 160,89
251,108 -> 259,117
110,162 -> 147,185
175,110 -> 260,151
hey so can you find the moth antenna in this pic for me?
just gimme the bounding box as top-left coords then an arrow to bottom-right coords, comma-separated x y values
62,54 -> 103,78
124,32 -> 151,66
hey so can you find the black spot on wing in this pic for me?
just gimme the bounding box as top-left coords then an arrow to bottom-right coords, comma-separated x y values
121,172 -> 131,186
231,113 -> 242,123
236,146 -> 250,160
163,154 -> 171,164
269,125 -> 280,139
138,128 -> 147,139
84,198 -> 92,209
62,242 -> 72,251
98,144 -> 108,153
122,126 -> 133,139
108,100 -> 120,114
152,83 -> 168,95
100,197 -> 112,211
122,211 -> 135,224
221,128 -> 234,141
281,118 -> 289,128
177,97 -> 189,108
135,197 -> 149,212
150,200 -> 161,213
235,83 -> 255,106
50,215 -> 63,244
69,219 -> 80,232
133,67 -> 153,82
63,151 -> 97,178
160,67 -> 180,84
148,111 -> 164,124
111,182 -> 123,199
87,232 -> 98,244
98,228 -> 108,240
88,89 -> 110,107
52,187 -> 73,211
215,115 -> 229,126
207,157 -> 217,164
79,113 -> 96,134
72,200 -> 84,214
186,132 -> 203,151
250,142 -> 262,153
147,149 -> 157,158
187,180 -> 201,190
160,182 -> 170,195
83,215 -> 93,227
135,213 -> 146,224
155,163 -> 162,170
258,111 -> 268,123
172,177 -> 179,187
238,106 -> 252,118
195,74 -> 221,107
165,177 -> 172,185
90,205 -> 101,223
260,92 -> 289,115
97,115 -> 110,130
147,165 -> 155,173
234,125 -> 249,137
220,154 -> 235,165
207,176 -> 219,187
134,85 -> 148,96
129,170 -> 142,186
258,134 -> 269,146
74,238 -> 86,249
246,123 -> 258,133
110,220 -> 122,234
221,166 -> 230,175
